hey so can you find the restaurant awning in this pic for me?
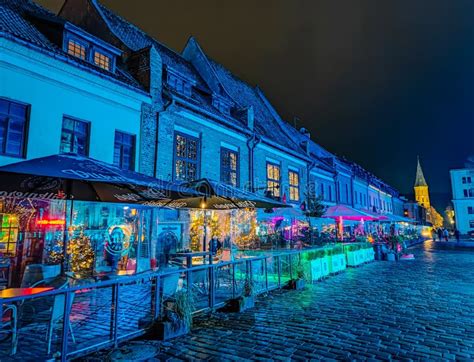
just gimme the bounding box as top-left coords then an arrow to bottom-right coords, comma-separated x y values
0,154 -> 201,206
323,205 -> 379,221
378,214 -> 416,223
181,178 -> 289,209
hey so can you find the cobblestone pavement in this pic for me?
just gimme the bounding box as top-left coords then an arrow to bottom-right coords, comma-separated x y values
89,241 -> 474,361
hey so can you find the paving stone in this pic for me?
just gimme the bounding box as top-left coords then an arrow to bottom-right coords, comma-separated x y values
50,241 -> 474,361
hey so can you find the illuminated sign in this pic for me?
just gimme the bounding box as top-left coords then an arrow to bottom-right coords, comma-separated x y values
36,219 -> 66,226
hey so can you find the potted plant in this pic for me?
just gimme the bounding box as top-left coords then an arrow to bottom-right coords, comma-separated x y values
287,260 -> 306,290
224,274 -> 255,312
149,290 -> 194,340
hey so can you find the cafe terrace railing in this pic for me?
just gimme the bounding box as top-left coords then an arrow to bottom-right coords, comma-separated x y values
0,249 -> 306,361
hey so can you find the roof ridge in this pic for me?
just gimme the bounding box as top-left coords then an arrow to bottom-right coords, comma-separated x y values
93,0 -> 188,61
186,37 -> 238,103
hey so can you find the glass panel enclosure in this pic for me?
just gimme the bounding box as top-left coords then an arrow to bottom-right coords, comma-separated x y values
0,198 -> 160,286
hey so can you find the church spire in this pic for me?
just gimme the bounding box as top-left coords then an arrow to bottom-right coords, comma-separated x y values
414,156 -> 428,187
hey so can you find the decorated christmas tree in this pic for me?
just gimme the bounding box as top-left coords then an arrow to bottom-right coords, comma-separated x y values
67,230 -> 94,276
45,234 -> 64,265
189,212 -> 204,251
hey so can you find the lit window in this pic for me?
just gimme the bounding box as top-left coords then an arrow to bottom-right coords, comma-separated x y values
60,117 -> 89,155
114,131 -> 135,170
289,170 -> 300,202
94,51 -> 111,71
221,147 -> 238,187
174,132 -> 199,181
266,163 -> 281,198
67,39 -> 86,60
0,98 -> 28,157
470,220 -> 474,228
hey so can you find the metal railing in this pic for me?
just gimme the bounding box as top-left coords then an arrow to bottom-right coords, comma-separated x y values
0,249 -> 308,361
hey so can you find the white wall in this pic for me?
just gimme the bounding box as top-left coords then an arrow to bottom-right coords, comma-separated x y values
451,169 -> 474,234
0,38 -> 150,167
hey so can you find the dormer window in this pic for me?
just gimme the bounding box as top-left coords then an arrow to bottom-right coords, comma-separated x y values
67,39 -> 86,60
94,51 -> 111,71
63,23 -> 121,74
166,67 -> 195,98
212,94 -> 233,115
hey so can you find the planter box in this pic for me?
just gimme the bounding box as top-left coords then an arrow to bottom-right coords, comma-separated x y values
386,253 -> 396,262
320,256 -> 330,277
357,249 -> 366,264
146,320 -> 190,341
310,259 -> 323,281
346,250 -> 364,267
224,296 -> 255,313
364,248 -> 375,262
286,278 -> 305,290
329,254 -> 346,274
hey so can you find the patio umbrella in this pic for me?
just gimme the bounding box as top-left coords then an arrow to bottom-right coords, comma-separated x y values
323,205 -> 378,221
0,153 -> 201,206
0,154 -> 204,275
181,178 -> 289,210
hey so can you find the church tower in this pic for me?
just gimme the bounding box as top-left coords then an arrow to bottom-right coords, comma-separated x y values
414,156 -> 430,208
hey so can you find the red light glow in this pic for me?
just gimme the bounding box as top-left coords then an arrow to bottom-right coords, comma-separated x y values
36,219 -> 66,226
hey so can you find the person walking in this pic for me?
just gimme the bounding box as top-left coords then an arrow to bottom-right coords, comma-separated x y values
443,228 -> 449,242
437,228 -> 443,242
454,229 -> 460,242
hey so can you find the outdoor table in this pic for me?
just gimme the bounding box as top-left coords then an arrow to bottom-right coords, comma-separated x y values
171,252 -> 213,267
0,287 -> 54,300
1,287 -> 54,322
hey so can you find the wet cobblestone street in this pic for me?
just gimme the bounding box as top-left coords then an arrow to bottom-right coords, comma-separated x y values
94,241 -> 474,361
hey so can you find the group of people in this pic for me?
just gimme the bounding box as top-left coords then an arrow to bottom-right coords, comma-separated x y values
433,228 -> 461,242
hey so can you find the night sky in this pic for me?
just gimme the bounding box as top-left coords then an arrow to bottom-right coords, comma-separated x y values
39,0 -> 474,209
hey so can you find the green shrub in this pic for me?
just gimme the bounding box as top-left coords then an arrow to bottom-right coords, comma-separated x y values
303,248 -> 326,261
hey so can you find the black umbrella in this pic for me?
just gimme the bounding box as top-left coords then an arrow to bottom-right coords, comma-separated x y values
0,153 -> 201,206
181,178 -> 289,210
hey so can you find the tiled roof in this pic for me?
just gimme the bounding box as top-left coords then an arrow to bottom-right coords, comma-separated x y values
0,0 -> 143,90
0,0 -> 56,50
204,58 -> 307,156
94,1 -> 207,90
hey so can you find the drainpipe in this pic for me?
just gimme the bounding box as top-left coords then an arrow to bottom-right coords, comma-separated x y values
247,133 -> 260,192
154,99 -> 174,178
307,159 -> 317,199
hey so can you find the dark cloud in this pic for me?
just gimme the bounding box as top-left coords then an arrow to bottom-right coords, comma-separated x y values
38,0 -> 474,208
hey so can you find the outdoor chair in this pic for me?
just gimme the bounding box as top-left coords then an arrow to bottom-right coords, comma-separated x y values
160,272 -> 180,317
21,264 -> 61,287
162,272 -> 180,299
1,304 -> 18,355
46,291 -> 76,355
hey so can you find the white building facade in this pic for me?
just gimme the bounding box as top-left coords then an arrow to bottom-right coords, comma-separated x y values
450,164 -> 474,235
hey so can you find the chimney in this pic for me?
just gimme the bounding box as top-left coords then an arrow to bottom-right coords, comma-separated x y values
237,106 -> 254,130
300,127 -> 310,138
300,127 -> 311,155
247,106 -> 255,130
